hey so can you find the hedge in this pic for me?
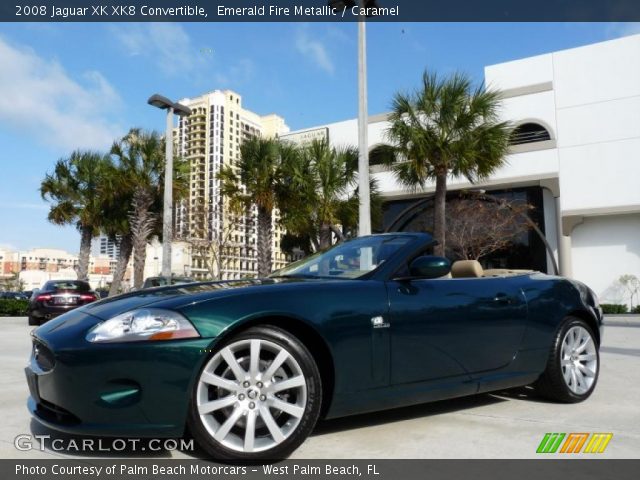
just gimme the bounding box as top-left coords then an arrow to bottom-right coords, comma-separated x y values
600,303 -> 629,314
0,298 -> 29,316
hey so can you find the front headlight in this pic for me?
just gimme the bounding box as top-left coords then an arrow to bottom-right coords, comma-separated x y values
86,308 -> 200,343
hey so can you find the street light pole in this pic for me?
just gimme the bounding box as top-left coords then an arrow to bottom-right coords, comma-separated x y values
162,106 -> 174,278
357,3 -> 371,237
329,0 -> 374,237
147,94 -> 191,278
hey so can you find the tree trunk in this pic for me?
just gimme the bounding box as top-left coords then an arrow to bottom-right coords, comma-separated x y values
130,189 -> 156,289
319,223 -> 332,250
77,225 -> 93,281
330,224 -> 345,243
256,206 -> 273,278
433,171 -> 447,257
310,236 -> 320,253
109,234 -> 132,296
132,236 -> 147,289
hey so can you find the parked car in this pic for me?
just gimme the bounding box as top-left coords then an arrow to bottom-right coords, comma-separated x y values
142,276 -> 194,289
26,233 -> 602,460
95,289 -> 109,299
27,280 -> 98,326
0,291 -> 29,300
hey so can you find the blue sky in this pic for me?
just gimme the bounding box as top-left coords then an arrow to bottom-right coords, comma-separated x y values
0,21 -> 638,252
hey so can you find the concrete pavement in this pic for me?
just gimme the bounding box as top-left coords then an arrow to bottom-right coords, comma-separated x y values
1,316 -> 638,459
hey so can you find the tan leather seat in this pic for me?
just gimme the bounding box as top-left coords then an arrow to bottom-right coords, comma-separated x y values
451,260 -> 484,278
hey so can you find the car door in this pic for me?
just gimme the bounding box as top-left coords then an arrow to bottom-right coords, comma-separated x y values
386,276 -> 527,385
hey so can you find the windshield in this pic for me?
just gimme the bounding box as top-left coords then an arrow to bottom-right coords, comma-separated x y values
271,235 -> 414,280
43,280 -> 90,291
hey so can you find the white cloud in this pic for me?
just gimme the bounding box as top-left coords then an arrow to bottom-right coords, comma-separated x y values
0,36 -> 122,150
295,27 -> 335,75
110,23 -> 203,75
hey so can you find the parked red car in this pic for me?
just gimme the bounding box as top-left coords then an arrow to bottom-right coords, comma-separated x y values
27,280 -> 98,326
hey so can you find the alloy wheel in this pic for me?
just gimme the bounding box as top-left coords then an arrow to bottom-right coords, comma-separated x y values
196,338 -> 307,453
560,325 -> 598,395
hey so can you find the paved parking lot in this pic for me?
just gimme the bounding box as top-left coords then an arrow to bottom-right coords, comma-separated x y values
1,316 -> 639,459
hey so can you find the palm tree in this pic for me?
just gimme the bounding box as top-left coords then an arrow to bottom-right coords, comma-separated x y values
386,71 -> 512,256
279,139 -> 378,251
40,151 -> 113,280
109,128 -> 188,289
104,132 -> 188,295
219,137 -> 281,277
100,162 -> 134,296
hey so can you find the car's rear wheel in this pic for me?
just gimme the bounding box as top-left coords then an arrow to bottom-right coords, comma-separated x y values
28,315 -> 39,326
535,316 -> 599,402
188,326 -> 322,460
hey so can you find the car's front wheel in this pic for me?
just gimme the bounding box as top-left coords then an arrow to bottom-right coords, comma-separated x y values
188,326 -> 322,460
535,316 -> 599,402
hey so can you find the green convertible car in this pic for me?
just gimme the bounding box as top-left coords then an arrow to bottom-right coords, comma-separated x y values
26,233 -> 603,460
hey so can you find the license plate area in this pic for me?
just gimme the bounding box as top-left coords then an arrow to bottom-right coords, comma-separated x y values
54,296 -> 76,305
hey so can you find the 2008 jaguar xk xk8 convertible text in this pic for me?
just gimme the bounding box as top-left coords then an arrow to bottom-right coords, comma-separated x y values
25,233 -> 603,460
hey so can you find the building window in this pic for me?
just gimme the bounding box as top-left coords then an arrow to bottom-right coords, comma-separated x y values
509,123 -> 551,146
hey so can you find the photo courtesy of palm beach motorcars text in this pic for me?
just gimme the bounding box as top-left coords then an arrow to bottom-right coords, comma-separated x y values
14,462 -> 376,477
1,0 -> 640,479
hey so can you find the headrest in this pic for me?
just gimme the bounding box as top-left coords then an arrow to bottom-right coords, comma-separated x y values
451,260 -> 484,278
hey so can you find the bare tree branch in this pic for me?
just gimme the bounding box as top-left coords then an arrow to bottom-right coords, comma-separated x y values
445,197 -> 534,261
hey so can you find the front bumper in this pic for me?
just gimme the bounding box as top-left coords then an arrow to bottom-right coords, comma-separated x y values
25,320 -> 213,437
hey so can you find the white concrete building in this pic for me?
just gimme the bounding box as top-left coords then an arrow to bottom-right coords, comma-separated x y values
286,35 -> 640,306
142,238 -> 193,279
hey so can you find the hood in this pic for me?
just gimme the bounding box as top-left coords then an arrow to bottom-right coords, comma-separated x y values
32,276 -> 335,346
81,278 -> 281,320
32,279 -> 277,346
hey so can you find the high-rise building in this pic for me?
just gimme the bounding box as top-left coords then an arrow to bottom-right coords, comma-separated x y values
93,235 -> 120,260
174,89 -> 291,280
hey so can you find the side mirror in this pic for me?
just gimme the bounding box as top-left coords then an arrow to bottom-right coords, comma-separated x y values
408,256 -> 451,279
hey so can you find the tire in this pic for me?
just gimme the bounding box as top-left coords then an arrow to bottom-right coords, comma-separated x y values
188,325 -> 322,461
28,315 -> 39,326
534,316 -> 599,403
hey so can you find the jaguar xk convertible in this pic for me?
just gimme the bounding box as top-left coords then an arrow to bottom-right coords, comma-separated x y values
25,233 -> 603,460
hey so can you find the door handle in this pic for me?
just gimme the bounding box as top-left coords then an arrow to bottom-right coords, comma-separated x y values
493,293 -> 512,304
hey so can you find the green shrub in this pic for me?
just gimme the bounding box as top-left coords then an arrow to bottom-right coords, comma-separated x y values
631,305 -> 640,314
601,303 -> 629,314
0,298 -> 29,316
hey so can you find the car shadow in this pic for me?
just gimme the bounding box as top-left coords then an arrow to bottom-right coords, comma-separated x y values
489,385 -> 557,404
27,388 -> 548,459
29,419 -> 177,458
312,392 -> 513,436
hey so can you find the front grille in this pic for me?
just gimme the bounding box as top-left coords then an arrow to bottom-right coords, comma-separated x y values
36,399 -> 81,425
33,341 -> 55,372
